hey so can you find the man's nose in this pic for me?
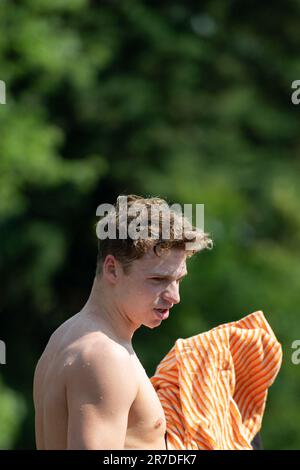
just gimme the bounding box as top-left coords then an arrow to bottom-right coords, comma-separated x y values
162,281 -> 180,305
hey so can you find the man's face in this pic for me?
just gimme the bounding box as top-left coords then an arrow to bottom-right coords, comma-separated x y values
116,249 -> 188,329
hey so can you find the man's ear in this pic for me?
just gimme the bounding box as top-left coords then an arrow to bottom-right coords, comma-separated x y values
102,255 -> 120,284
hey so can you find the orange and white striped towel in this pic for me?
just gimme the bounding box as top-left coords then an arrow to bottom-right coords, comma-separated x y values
150,311 -> 282,450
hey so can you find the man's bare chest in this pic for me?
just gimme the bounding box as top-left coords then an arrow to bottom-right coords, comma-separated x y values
126,355 -> 166,445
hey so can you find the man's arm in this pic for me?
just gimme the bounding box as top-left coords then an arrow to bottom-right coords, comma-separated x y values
66,342 -> 138,449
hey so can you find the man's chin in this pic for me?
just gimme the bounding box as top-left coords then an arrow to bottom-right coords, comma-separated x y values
141,309 -> 170,329
143,318 -> 163,329
147,323 -> 160,329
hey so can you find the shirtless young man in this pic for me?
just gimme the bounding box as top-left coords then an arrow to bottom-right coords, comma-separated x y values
33,195 -> 211,450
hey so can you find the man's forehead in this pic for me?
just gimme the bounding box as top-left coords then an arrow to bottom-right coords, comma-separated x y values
136,249 -> 187,276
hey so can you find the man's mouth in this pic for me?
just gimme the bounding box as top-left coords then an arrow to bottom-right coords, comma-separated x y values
154,308 -> 170,320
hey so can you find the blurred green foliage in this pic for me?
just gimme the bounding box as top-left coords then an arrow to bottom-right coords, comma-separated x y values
1,0 -> 300,449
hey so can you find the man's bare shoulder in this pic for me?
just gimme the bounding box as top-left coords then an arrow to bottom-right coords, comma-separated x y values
65,332 -> 137,389
71,333 -> 133,366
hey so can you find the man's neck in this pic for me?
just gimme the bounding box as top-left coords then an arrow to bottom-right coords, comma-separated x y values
81,276 -> 138,346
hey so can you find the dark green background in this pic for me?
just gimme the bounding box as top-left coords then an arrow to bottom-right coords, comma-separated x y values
1,0 -> 300,449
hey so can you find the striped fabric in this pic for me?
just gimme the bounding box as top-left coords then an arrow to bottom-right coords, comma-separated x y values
150,311 -> 282,450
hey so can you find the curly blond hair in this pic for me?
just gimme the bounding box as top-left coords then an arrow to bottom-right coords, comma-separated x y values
96,194 -> 212,276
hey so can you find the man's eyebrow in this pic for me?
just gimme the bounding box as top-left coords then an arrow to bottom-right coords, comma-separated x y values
149,272 -> 188,280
